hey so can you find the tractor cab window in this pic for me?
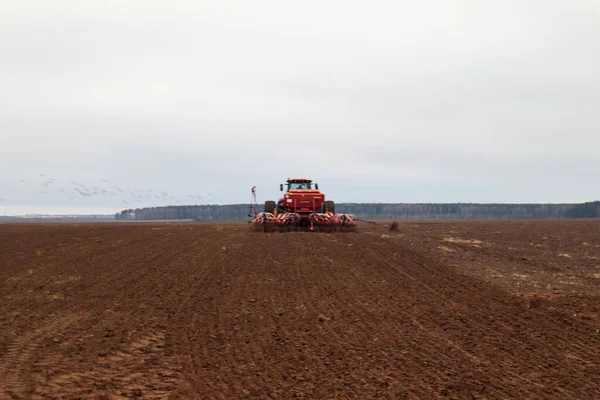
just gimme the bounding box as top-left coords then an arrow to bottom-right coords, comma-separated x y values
289,182 -> 310,190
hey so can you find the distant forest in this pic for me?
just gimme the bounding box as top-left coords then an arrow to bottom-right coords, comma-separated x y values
115,201 -> 600,220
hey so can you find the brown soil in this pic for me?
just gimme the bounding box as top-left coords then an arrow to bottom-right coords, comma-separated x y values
0,220 -> 599,399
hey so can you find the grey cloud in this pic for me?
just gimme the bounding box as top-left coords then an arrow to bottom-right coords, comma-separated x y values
1,0 -> 599,214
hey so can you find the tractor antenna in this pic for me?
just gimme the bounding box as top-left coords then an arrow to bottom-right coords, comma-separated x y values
247,186 -> 259,218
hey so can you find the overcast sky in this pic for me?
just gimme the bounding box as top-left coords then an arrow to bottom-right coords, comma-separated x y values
1,0 -> 599,215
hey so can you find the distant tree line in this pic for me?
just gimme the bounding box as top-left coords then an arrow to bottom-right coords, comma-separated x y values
563,201 -> 600,218
115,204 -> 251,221
115,202 -> 599,221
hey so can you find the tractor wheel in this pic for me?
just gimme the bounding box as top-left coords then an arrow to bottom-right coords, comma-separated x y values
264,201 -> 276,214
323,200 -> 335,214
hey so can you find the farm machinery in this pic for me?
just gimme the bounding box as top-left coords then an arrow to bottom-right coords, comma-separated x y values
249,178 -> 358,232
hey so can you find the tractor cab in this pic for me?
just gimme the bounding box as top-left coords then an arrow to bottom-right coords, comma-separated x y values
281,178 -> 318,192
289,181 -> 310,190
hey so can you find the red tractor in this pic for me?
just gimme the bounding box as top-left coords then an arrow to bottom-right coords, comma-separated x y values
264,178 -> 334,216
251,177 -> 355,232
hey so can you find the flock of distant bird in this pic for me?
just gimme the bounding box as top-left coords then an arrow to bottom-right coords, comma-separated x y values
2,173 -> 223,210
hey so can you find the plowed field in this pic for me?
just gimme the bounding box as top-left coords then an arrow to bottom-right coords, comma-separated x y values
1,220 -> 599,399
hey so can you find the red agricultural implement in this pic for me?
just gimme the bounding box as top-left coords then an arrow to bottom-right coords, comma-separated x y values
249,178 -> 358,232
